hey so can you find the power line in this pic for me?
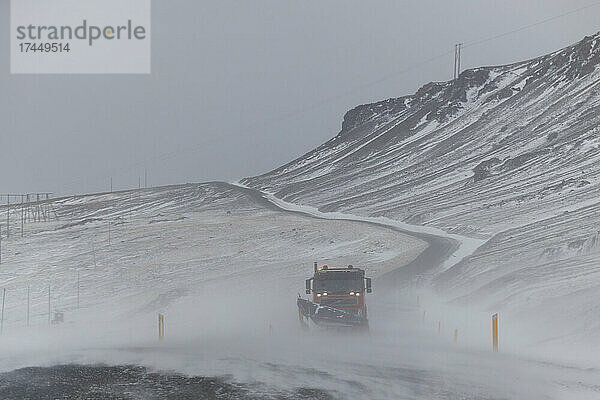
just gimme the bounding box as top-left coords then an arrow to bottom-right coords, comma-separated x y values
463,1 -> 600,50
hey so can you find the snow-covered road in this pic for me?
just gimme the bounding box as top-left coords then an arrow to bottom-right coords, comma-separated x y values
229,182 -> 466,289
0,183 -> 598,399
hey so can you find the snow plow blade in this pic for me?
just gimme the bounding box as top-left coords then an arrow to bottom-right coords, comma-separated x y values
297,298 -> 368,328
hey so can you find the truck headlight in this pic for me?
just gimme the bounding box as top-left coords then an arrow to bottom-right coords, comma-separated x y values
323,292 -> 328,296
355,293 -> 360,296
316,293 -> 322,297
349,292 -> 355,296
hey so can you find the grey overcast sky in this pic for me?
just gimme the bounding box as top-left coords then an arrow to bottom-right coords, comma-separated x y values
1,0 -> 599,195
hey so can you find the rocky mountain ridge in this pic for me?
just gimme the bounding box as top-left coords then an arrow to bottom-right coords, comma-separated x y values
243,33 -> 600,340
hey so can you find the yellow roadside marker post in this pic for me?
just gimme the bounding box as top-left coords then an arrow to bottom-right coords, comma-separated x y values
158,314 -> 165,340
492,313 -> 498,352
454,328 -> 458,344
437,321 -> 441,334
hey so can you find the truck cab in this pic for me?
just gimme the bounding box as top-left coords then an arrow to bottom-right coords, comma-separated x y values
305,263 -> 372,318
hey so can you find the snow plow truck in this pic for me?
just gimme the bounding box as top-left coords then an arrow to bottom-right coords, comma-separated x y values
297,263 -> 372,329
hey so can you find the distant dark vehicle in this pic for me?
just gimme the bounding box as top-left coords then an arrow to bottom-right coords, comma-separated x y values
297,263 -> 372,329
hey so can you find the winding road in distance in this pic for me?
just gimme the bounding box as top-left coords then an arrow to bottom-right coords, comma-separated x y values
221,181 -> 459,291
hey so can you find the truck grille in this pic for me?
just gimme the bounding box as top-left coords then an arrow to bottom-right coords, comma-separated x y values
320,297 -> 358,306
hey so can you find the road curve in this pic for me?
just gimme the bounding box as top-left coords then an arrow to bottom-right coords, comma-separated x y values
217,182 -> 460,291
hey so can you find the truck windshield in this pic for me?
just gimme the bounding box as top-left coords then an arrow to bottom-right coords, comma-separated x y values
314,275 -> 362,294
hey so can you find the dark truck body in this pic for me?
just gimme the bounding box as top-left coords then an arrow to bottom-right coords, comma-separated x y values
298,263 -> 372,328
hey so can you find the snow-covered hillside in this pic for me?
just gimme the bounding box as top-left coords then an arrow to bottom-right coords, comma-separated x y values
243,33 -> 600,346
3,32 -> 600,400
0,184 -> 433,396
0,183 -> 423,332
3,184 -> 598,399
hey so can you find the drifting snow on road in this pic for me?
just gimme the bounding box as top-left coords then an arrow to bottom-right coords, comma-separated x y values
0,184 -> 599,399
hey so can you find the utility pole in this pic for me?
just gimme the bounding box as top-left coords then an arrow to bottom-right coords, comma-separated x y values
454,44 -> 457,79
144,168 -> 147,189
453,43 -> 463,79
27,285 -> 30,326
1,288 -> 5,335
6,196 -> 9,239
20,195 -> 24,238
458,43 -> 462,77
48,285 -> 51,324
77,271 -> 80,309
44,194 -> 49,222
0,225 -> 2,265
110,177 -> 113,193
